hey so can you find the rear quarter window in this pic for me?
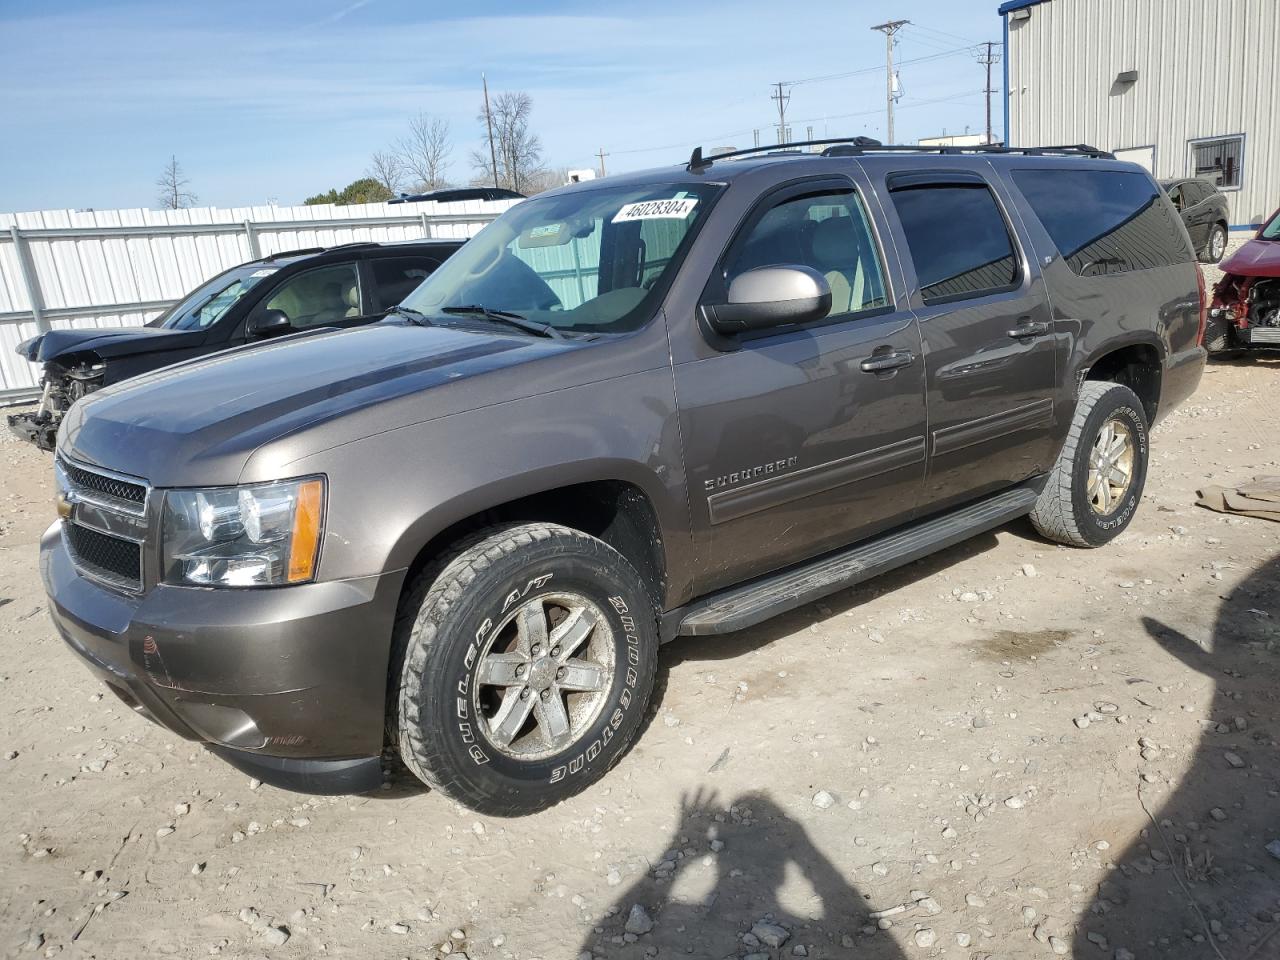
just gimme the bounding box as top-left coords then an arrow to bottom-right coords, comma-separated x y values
1012,169 -> 1191,276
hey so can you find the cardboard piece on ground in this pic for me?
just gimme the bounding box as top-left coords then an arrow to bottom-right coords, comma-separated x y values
1196,476 -> 1280,523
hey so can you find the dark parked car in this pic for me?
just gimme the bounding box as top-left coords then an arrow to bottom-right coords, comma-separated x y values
1160,177 -> 1230,264
8,239 -> 464,449
390,187 -> 525,204
42,140 -> 1206,814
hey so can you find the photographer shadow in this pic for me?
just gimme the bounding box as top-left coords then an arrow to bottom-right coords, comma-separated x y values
1075,555 -> 1280,958
578,789 -> 907,959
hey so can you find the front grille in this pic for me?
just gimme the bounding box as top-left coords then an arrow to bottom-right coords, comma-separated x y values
66,523 -> 142,589
63,460 -> 147,506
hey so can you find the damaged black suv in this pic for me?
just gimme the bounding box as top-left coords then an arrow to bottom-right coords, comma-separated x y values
9,239 -> 463,450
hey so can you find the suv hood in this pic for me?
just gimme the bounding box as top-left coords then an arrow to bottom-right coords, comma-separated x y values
19,325 -> 203,364
1220,238 -> 1280,278
60,322 -> 585,486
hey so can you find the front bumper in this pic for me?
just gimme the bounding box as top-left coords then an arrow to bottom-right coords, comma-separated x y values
40,521 -> 405,794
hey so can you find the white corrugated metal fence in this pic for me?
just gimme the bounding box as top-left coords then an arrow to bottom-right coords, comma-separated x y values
0,197 -> 516,399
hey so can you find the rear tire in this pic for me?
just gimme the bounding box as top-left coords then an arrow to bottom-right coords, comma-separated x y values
1030,381 -> 1149,548
1201,223 -> 1228,264
395,522 -> 658,815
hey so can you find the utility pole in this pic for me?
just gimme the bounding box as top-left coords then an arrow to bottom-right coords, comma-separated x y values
771,82 -> 791,144
871,20 -> 909,143
482,73 -> 499,189
596,147 -> 608,178
976,41 -> 1003,144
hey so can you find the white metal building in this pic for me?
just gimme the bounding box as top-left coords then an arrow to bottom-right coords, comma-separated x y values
1000,0 -> 1279,230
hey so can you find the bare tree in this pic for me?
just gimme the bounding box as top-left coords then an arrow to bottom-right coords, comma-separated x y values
471,91 -> 544,193
155,155 -> 197,209
398,114 -> 452,192
367,150 -> 405,197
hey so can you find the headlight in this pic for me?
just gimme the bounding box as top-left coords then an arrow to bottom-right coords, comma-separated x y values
162,477 -> 325,587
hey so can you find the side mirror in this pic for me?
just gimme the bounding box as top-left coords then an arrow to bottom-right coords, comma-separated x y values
248,309 -> 292,338
702,265 -> 832,336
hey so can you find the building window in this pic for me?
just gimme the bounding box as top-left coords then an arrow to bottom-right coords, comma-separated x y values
1190,136 -> 1244,190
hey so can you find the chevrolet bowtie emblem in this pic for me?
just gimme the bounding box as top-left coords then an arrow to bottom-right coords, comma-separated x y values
55,493 -> 73,519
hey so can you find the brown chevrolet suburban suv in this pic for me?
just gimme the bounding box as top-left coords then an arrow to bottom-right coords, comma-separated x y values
41,140 -> 1207,814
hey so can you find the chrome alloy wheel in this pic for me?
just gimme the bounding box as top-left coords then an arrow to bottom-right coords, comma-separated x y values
1211,227 -> 1226,261
473,592 -> 615,760
1087,417 -> 1135,515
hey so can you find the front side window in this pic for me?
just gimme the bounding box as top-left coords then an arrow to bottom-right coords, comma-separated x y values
1191,135 -> 1244,189
890,183 -> 1021,303
723,188 -> 888,320
402,182 -> 722,334
262,263 -> 362,328
157,265 -> 278,330
1012,169 -> 1190,276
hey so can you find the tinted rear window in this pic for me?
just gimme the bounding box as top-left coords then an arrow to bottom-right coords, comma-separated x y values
890,183 -> 1021,304
1012,169 -> 1190,276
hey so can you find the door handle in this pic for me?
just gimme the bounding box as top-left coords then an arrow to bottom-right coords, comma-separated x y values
1007,318 -> 1052,339
859,349 -> 915,373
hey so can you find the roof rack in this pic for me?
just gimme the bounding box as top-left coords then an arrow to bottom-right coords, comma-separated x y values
686,137 -> 1114,170
260,241 -> 381,263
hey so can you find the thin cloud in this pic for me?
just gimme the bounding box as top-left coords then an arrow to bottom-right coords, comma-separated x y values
303,0 -> 374,30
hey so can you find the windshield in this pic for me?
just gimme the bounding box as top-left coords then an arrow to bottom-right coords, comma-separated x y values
154,265 -> 279,330
401,181 -> 723,334
1261,210 -> 1280,240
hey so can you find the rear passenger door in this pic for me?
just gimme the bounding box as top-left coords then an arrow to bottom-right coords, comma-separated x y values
881,170 -> 1057,512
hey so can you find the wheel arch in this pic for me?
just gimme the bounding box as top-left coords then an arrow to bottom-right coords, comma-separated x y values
1080,337 -> 1163,426
389,464 -> 673,612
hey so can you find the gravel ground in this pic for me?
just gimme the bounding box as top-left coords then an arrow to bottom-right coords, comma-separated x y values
2,255 -> 1278,959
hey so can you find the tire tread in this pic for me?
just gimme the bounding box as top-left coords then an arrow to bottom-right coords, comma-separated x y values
393,522 -> 654,815
1030,380 -> 1141,548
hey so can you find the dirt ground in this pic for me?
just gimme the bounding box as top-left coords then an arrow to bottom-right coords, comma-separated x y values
2,299 -> 1279,959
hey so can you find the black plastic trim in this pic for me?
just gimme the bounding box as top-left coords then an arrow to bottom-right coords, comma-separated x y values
707,436 -> 927,525
208,747 -> 384,796
931,398 -> 1054,457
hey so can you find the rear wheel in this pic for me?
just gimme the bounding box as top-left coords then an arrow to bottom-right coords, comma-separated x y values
1030,381 -> 1149,548
395,522 -> 658,815
1202,223 -> 1228,264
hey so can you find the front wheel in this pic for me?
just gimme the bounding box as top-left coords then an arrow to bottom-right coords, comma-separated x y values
395,522 -> 658,815
1201,223 -> 1228,264
1030,381 -> 1149,548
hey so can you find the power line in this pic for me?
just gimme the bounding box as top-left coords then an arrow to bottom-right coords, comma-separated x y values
784,45 -> 968,87
908,22 -> 985,46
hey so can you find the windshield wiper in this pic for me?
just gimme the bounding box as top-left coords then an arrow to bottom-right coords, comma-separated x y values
386,304 -> 433,326
441,304 -> 563,339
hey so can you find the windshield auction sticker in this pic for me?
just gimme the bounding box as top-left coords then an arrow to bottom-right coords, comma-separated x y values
611,197 -> 698,223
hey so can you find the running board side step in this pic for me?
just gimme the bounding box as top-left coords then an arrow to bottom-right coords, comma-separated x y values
670,484 -> 1040,638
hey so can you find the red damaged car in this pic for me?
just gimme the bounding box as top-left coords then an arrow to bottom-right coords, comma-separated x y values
1207,208 -> 1280,353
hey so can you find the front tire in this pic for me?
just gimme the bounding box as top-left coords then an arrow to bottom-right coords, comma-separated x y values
1030,381 -> 1149,548
1201,223 -> 1228,264
395,522 -> 658,815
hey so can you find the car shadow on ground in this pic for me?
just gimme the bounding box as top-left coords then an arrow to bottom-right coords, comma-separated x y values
576,788 -> 910,960
1072,554 -> 1280,959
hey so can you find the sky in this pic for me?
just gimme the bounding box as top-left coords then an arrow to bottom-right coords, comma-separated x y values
0,0 -> 1009,213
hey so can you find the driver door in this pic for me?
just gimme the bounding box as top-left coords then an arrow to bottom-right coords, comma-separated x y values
674,177 -> 928,595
